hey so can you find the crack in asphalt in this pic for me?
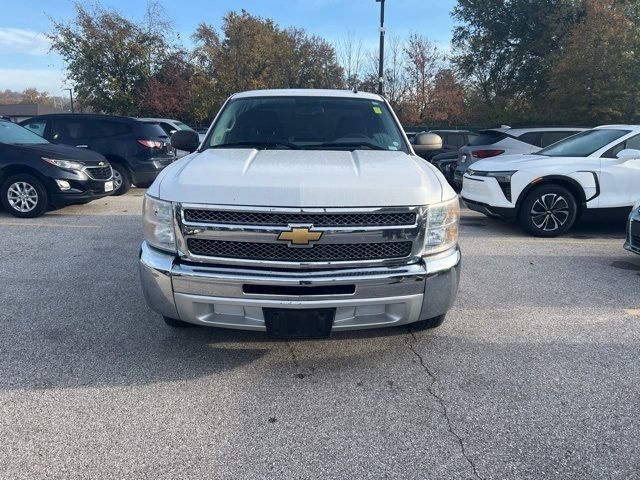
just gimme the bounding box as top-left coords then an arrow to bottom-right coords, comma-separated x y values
286,340 -> 306,379
405,330 -> 483,480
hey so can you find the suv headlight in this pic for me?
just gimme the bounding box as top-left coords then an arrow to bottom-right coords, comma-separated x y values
423,197 -> 460,256
634,199 -> 640,211
42,157 -> 84,171
143,195 -> 176,253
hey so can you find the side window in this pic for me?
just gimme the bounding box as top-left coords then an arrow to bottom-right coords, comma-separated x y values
22,119 -> 47,138
51,119 -> 85,141
540,131 -> 575,147
159,122 -> 175,135
465,134 -> 478,145
448,133 -> 465,148
602,134 -> 640,158
85,120 -> 131,138
518,132 -> 542,147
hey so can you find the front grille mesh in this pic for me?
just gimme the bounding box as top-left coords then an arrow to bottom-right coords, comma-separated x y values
183,209 -> 416,227
85,166 -> 113,180
187,239 -> 413,262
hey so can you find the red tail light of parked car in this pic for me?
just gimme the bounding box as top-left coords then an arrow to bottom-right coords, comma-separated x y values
471,149 -> 505,159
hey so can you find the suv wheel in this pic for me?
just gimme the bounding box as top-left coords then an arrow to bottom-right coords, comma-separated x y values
111,163 -> 131,196
1,174 -> 48,218
518,184 -> 577,237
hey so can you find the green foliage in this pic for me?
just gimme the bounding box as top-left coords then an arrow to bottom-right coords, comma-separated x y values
49,1 -> 174,116
50,6 -> 343,123
453,0 -> 640,125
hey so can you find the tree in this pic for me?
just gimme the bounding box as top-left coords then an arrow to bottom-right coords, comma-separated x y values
548,0 -> 640,124
336,32 -> 364,88
452,0 -> 581,121
430,69 -> 467,126
190,11 -> 343,121
404,34 -> 441,124
49,1 -> 176,115
20,88 -> 55,107
142,50 -> 194,120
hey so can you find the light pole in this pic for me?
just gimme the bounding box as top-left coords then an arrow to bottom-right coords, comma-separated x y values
376,0 -> 385,95
64,88 -> 74,113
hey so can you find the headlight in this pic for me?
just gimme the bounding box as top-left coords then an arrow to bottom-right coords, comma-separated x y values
466,170 -> 516,201
143,195 -> 176,253
467,170 -> 516,182
423,196 -> 460,256
634,198 -> 640,211
42,157 -> 84,171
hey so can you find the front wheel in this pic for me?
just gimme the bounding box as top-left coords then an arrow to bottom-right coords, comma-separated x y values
518,184 -> 578,237
111,163 -> 131,196
163,316 -> 193,328
0,174 -> 49,218
411,314 -> 446,331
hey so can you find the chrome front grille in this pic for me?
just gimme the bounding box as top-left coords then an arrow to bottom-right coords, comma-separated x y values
85,165 -> 113,180
183,209 -> 416,227
176,204 -> 426,268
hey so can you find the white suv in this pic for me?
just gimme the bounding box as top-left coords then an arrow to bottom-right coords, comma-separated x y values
461,125 -> 640,236
454,126 -> 585,186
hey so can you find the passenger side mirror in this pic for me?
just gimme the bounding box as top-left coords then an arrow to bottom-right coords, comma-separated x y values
616,148 -> 640,160
171,130 -> 200,153
413,133 -> 443,153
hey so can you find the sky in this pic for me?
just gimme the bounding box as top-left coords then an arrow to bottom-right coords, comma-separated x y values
0,0 -> 458,97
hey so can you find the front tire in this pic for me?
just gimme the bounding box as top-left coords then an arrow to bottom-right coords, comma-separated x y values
518,184 -> 578,237
163,316 -> 193,328
411,314 -> 446,331
111,163 -> 131,196
1,174 -> 49,218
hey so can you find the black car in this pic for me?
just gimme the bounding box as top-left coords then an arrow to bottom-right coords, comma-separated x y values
430,151 -> 458,186
412,129 -> 477,161
19,114 -> 175,195
0,119 -> 114,218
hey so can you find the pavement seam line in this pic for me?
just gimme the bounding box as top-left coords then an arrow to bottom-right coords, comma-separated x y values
405,330 -> 483,480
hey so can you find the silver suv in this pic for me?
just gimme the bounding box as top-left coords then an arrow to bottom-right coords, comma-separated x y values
453,126 -> 585,186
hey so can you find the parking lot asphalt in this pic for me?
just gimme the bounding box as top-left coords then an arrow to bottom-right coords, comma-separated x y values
0,189 -> 639,479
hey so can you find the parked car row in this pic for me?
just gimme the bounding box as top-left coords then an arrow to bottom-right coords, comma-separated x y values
0,113 -> 202,217
0,119 -> 114,217
19,114 -> 177,195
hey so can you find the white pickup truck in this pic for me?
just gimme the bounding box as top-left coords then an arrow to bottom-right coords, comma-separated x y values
139,89 -> 461,338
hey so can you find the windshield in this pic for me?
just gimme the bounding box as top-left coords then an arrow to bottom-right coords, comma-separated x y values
0,121 -> 49,145
537,129 -> 629,157
206,96 -> 407,152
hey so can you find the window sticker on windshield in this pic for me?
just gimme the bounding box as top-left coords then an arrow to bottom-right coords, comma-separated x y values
372,105 -> 382,114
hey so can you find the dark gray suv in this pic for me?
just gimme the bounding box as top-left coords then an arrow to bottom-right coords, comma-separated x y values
20,114 -> 175,195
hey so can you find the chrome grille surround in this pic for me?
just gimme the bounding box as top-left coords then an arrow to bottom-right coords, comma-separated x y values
175,203 -> 427,269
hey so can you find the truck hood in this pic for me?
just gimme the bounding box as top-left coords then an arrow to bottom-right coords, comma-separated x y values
153,148 -> 445,207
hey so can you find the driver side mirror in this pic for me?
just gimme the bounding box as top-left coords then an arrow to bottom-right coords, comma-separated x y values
171,130 -> 200,153
413,133 -> 443,153
616,149 -> 640,160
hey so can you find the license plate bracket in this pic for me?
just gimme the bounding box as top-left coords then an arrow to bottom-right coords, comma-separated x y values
263,308 -> 335,339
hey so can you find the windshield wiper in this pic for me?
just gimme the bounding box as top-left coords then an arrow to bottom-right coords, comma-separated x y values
208,141 -> 300,150
312,142 -> 388,151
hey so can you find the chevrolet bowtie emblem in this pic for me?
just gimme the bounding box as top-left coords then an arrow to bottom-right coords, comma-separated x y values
277,227 -> 322,246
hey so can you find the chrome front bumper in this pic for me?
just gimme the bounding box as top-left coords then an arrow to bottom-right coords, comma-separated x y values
139,242 -> 461,332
